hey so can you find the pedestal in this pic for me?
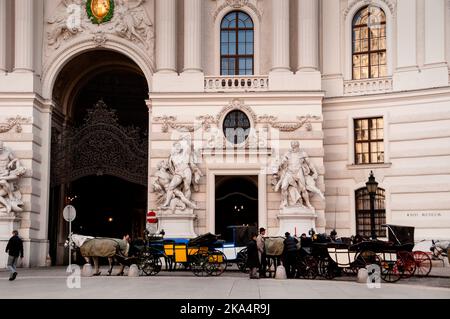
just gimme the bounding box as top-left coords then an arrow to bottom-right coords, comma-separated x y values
277,206 -> 317,236
157,209 -> 197,238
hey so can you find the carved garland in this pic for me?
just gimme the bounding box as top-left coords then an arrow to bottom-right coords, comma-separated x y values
258,115 -> 322,132
0,116 -> 31,134
153,99 -> 321,133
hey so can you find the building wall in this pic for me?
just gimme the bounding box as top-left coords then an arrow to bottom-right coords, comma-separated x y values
0,0 -> 449,267
323,87 -> 450,240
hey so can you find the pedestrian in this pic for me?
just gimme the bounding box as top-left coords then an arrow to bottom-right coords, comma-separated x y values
283,232 -> 298,279
5,230 -> 24,281
246,232 -> 259,279
256,227 -> 267,278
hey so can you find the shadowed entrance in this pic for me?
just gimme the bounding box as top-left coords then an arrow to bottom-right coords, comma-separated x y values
215,176 -> 258,240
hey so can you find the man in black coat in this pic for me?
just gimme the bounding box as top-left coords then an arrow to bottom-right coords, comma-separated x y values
246,233 -> 259,279
283,232 -> 298,279
5,230 -> 24,281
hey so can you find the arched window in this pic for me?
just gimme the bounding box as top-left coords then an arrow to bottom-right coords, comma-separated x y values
220,11 -> 254,75
355,187 -> 386,238
352,6 -> 386,80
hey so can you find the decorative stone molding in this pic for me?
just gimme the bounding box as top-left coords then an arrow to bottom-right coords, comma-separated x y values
92,30 -> 107,46
0,116 -> 31,134
154,115 -> 217,133
343,0 -> 395,18
154,99 -> 321,134
216,98 -> 258,125
45,0 -> 154,54
258,115 -> 322,132
212,0 -> 262,21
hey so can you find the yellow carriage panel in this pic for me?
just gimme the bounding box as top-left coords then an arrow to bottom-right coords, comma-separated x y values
164,244 -> 174,256
175,244 -> 188,263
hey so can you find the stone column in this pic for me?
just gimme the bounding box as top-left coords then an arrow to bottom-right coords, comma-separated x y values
321,0 -> 343,96
0,0 -> 6,72
271,0 -> 290,72
396,0 -> 417,69
183,0 -> 202,73
146,99 -> 153,213
14,0 -> 34,72
424,0 -> 445,65
156,0 -> 176,73
297,0 -> 319,71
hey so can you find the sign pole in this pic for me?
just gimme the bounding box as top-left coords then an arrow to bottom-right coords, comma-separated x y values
63,205 -> 77,270
69,218 -> 72,269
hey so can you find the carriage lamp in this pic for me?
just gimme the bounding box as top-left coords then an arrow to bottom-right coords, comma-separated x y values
108,217 -> 113,222
365,171 -> 378,240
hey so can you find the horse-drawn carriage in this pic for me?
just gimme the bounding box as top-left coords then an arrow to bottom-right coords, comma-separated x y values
160,233 -> 228,276
295,224 -> 432,282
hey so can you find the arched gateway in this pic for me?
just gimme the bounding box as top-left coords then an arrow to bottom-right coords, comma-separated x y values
48,50 -> 150,265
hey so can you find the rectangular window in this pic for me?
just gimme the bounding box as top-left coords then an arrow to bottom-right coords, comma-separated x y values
354,117 -> 384,164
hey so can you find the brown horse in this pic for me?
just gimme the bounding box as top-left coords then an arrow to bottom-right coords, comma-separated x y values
66,234 -> 130,276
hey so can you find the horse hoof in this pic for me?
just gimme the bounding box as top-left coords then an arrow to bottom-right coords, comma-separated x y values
117,272 -> 124,276
93,272 -> 101,276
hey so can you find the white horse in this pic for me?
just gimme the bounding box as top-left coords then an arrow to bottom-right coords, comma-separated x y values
65,233 -> 130,276
430,240 -> 449,260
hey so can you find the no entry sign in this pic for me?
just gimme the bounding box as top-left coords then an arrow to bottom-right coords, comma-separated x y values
146,211 -> 158,234
147,211 -> 157,223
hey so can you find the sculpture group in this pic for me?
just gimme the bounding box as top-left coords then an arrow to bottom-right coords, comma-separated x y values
153,136 -> 203,214
0,141 -> 26,216
273,141 -> 324,210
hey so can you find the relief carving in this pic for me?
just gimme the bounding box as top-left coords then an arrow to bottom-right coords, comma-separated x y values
46,0 -> 154,53
0,116 -> 30,134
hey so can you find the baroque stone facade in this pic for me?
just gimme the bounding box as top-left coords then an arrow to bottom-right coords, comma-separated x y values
0,0 -> 449,267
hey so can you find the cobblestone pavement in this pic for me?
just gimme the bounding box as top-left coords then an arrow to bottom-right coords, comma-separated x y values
0,267 -> 449,299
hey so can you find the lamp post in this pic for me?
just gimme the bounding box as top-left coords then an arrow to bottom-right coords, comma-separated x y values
365,171 -> 378,240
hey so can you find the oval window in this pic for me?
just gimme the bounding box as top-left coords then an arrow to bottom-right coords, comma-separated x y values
223,110 -> 251,144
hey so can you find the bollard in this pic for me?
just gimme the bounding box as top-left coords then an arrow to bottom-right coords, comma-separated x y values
275,263 -> 287,279
81,263 -> 93,277
128,264 -> 140,277
357,268 -> 368,283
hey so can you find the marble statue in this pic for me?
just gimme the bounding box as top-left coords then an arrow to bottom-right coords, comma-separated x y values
0,141 -> 26,216
273,141 -> 324,210
153,137 -> 203,214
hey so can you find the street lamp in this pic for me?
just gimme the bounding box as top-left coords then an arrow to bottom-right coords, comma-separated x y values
366,171 -> 378,240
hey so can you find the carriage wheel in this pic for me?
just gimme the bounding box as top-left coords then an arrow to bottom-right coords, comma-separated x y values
206,250 -> 228,276
318,258 -> 336,280
236,248 -> 249,273
297,256 -> 318,280
380,260 -> 401,283
138,254 -> 162,276
397,251 -> 416,278
191,251 -> 210,277
413,251 -> 432,277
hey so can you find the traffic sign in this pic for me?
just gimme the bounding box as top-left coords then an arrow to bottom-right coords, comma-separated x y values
63,205 -> 77,222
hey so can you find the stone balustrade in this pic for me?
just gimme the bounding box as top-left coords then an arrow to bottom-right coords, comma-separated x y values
344,77 -> 393,96
204,76 -> 269,92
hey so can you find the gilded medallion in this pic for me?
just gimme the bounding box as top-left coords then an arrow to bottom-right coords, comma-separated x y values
87,0 -> 115,24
